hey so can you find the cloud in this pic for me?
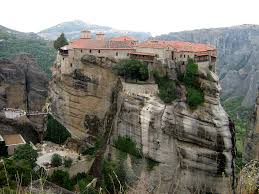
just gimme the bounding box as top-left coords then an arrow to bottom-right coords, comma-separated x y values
0,0 -> 259,35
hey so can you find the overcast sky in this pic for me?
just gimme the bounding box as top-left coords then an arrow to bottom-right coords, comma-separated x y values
1,0 -> 259,35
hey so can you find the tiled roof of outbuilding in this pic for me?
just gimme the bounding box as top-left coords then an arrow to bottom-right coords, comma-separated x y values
137,40 -> 215,52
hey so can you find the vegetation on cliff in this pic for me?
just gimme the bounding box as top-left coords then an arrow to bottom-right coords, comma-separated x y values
180,59 -> 204,109
154,72 -> 177,103
44,114 -> 71,144
113,136 -> 141,158
113,59 -> 149,81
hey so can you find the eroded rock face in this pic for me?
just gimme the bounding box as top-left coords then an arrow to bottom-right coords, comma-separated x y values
115,69 -> 235,193
49,55 -> 121,140
50,54 -> 235,193
0,53 -> 48,142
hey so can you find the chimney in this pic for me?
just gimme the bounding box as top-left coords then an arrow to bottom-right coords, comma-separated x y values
80,30 -> 91,39
96,32 -> 105,41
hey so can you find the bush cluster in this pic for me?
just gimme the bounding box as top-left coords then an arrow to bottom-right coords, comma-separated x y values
102,158 -> 127,193
154,72 -> 177,103
182,59 -> 205,109
113,136 -> 141,158
49,170 -> 97,193
44,114 -> 71,144
113,59 -> 149,81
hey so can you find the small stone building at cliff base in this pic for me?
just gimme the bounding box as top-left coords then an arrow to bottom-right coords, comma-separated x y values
0,134 -> 26,155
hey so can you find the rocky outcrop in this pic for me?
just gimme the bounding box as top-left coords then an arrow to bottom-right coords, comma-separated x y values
0,53 -> 48,142
115,68 -> 235,193
50,54 -> 235,193
243,90 -> 259,162
49,54 -> 121,140
157,24 -> 259,107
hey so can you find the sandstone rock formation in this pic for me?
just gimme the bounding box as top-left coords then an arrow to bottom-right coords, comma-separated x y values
49,54 -> 235,194
49,54 -> 121,140
0,53 -> 48,142
115,70 -> 235,194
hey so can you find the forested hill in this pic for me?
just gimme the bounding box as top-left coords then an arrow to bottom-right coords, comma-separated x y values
0,25 -> 56,75
156,24 -> 259,111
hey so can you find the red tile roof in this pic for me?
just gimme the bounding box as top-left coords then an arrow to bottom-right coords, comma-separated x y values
137,40 -> 216,53
65,36 -> 136,50
110,36 -> 136,42
68,39 -> 106,49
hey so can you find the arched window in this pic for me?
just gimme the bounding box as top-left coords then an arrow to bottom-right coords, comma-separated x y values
98,50 -> 101,53
116,52 -> 118,56
89,50 -> 92,53
81,49 -> 82,53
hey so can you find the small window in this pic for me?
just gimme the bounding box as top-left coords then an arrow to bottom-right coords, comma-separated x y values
98,50 -> 101,53
184,55 -> 185,58
81,50 -> 82,53
180,54 -> 182,58
70,63 -> 72,67
89,50 -> 92,53
63,58 -> 64,60
127,53 -> 129,56
116,52 -> 118,56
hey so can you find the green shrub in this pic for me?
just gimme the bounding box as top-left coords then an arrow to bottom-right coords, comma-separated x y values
13,144 -> 38,167
113,136 -> 141,157
179,59 -> 205,109
186,87 -> 204,109
146,157 -> 159,172
82,137 -> 103,156
44,114 -> 71,144
51,154 -> 62,167
154,72 -> 176,103
113,59 -> 149,81
50,170 -> 73,190
64,157 -> 73,168
102,158 -> 127,193
0,159 -> 35,187
78,179 -> 97,194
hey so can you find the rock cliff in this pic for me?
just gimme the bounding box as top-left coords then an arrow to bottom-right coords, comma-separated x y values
0,53 -> 48,142
49,54 -> 235,193
115,71 -> 235,193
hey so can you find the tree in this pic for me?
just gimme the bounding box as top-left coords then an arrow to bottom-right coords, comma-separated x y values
113,59 -> 149,81
54,33 -> 68,50
44,114 -> 71,144
64,157 -> 73,168
50,170 -> 73,190
51,154 -> 62,167
13,144 -> 38,166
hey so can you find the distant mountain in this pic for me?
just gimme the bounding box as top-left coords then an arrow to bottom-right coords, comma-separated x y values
0,25 -> 56,75
38,20 -> 152,41
156,24 -> 259,121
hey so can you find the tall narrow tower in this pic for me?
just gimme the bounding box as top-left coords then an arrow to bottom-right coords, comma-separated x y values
80,30 -> 91,39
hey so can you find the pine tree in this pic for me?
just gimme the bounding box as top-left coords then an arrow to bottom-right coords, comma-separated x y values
54,33 -> 68,50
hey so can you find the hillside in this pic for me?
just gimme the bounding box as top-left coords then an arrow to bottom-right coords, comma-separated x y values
0,25 -> 56,75
38,20 -> 151,41
156,25 -> 259,119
